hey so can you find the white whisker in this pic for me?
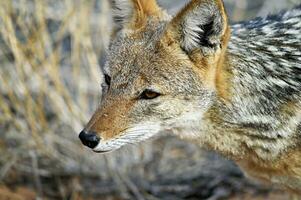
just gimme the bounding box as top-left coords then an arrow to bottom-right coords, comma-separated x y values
93,122 -> 161,152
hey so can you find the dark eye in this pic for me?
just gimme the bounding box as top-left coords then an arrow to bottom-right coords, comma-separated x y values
104,74 -> 111,86
139,89 -> 161,100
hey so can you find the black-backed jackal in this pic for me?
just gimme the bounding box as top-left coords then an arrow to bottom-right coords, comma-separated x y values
79,0 -> 301,194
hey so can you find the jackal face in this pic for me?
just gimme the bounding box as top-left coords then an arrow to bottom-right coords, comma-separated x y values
79,0 -> 230,152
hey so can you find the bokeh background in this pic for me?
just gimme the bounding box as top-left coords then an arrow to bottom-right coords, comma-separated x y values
0,0 -> 300,199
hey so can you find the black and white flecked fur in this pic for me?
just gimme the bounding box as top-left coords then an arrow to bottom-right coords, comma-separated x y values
219,5 -> 301,160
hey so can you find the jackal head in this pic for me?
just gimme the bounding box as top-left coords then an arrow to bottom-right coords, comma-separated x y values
79,0 -> 230,152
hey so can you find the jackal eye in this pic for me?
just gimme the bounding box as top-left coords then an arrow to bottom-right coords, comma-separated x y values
104,74 -> 111,86
139,89 -> 161,100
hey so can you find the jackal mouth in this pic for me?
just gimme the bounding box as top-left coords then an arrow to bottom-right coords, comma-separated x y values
87,123 -> 162,153
92,149 -> 111,153
91,139 -> 124,153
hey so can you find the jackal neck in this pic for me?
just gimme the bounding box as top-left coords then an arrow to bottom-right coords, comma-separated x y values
204,8 -> 301,161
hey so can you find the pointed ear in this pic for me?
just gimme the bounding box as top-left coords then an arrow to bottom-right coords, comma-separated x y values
169,0 -> 230,55
109,0 -> 161,33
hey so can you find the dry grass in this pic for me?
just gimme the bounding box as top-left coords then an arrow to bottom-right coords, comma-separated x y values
0,0 -> 106,137
0,0 -> 299,199
0,1 -> 108,148
0,0 -> 111,198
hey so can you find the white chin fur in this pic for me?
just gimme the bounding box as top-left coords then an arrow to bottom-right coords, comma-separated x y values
92,122 -> 161,153
93,141 -> 121,153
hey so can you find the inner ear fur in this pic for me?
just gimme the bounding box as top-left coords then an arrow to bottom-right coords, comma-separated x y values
109,0 -> 162,34
169,0 -> 230,55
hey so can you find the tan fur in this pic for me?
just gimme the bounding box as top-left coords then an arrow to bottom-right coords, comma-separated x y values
129,0 -> 161,29
215,27 -> 232,101
131,0 -> 160,16
110,0 -> 163,37
238,148 -> 301,194
85,97 -> 134,140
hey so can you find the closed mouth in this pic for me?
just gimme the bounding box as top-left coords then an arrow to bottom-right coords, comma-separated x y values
92,149 -> 111,153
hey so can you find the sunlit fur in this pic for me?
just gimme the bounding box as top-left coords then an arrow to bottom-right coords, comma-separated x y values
82,0 -> 301,193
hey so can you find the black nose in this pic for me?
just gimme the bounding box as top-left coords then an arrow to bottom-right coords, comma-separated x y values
79,130 -> 100,149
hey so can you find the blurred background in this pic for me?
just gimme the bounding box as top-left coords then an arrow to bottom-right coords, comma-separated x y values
0,0 -> 300,199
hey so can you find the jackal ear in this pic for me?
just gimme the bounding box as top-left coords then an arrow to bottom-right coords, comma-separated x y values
109,0 -> 161,33
170,0 -> 229,55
